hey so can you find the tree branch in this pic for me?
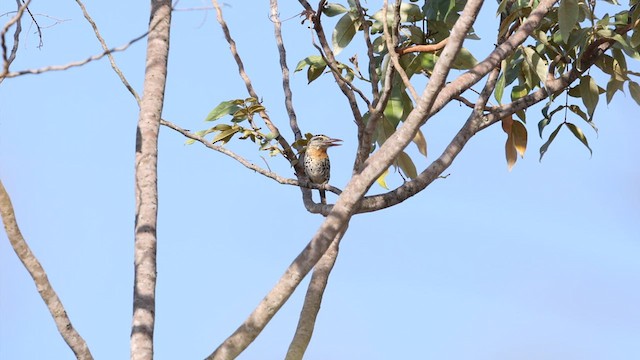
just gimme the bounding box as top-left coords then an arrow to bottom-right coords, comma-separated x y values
211,0 -> 299,169
383,0 -> 419,101
298,0 -> 366,123
352,0 -> 559,213
270,0 -> 301,142
285,226 -> 346,360
160,119 -> 342,195
207,1 -> 485,358
74,0 -> 141,104
396,38 -> 448,56
0,0 -> 29,80
130,1 -> 172,359
0,179 -> 94,360
2,31 -> 149,78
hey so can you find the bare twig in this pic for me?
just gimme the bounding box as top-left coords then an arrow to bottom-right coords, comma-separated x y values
270,0 -> 301,142
74,0 -> 141,104
21,0 -> 42,48
211,0 -> 299,170
298,0 -> 367,122
285,226 -> 346,360
3,31 -> 148,78
130,1 -> 172,359
0,180 -> 94,360
1,0 -> 30,78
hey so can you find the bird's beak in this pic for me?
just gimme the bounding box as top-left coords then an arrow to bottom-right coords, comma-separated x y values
326,138 -> 343,147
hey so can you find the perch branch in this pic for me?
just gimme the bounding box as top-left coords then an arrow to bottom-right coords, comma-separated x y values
160,119 -> 342,195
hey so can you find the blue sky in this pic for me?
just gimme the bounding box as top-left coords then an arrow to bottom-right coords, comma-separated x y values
1,1 -> 639,359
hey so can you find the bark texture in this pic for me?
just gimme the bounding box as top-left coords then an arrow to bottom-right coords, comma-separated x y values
0,180 -> 94,360
131,1 -> 172,359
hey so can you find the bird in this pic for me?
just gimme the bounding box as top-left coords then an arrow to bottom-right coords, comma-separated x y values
303,134 -> 342,204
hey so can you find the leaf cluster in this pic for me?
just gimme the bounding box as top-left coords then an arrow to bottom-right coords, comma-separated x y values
188,98 -> 281,156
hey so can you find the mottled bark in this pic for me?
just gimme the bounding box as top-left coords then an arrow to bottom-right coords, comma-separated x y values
0,180 -> 94,360
130,1 -> 172,359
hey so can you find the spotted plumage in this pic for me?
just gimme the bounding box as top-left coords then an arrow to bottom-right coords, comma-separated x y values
303,134 -> 342,204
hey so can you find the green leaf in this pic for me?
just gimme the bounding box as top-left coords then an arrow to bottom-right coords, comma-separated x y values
295,55 -> 326,72
397,151 -> 418,179
323,3 -> 348,17
558,0 -> 579,44
539,122 -> 563,161
567,105 -> 588,122
383,87 -> 408,126
629,81 -> 640,106
630,26 -> 640,48
511,84 -> 529,101
565,122 -> 592,157
232,108 -> 248,122
205,100 -> 242,122
307,64 -> 327,84
522,46 -> 548,86
211,124 -> 232,131
212,126 -> 240,144
412,53 -> 438,76
606,78 -> 625,104
579,75 -> 599,119
611,48 -> 628,81
424,0 -> 456,21
399,2 -> 423,22
332,13 -> 358,55
538,117 -> 552,138
494,62 -> 507,104
248,104 -> 266,114
404,25 -> 425,45
451,48 -> 478,70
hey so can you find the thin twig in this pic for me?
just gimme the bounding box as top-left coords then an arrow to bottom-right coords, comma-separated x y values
298,0 -> 367,122
1,0 -> 30,78
270,0 -> 302,142
0,0 -> 23,84
382,0 -> 419,101
3,31 -> 148,78
211,0 -> 299,169
0,180 -> 94,359
21,0 -> 42,48
74,0 -> 141,104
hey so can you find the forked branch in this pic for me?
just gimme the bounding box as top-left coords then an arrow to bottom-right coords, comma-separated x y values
207,1 -> 485,358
